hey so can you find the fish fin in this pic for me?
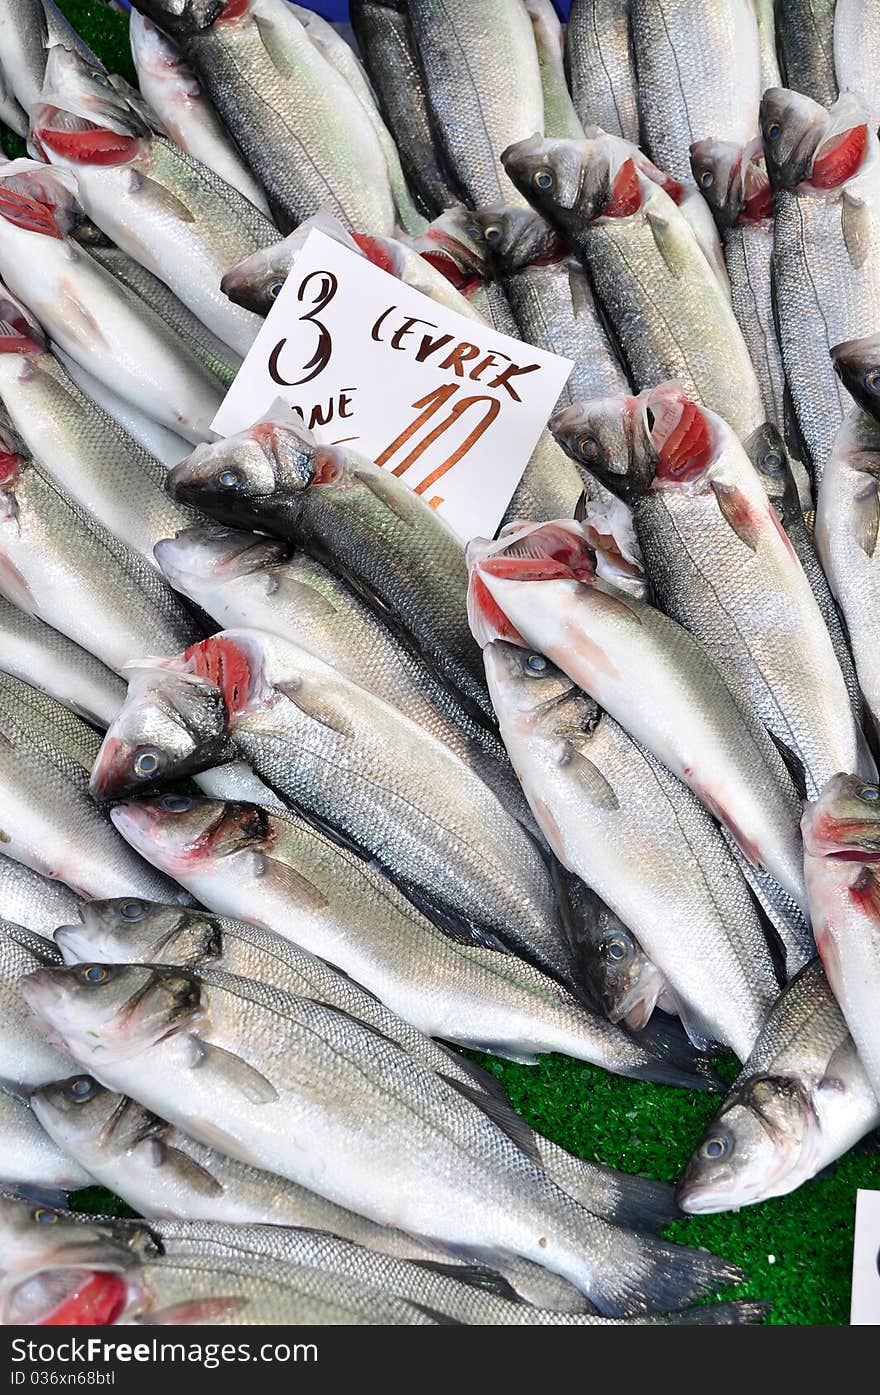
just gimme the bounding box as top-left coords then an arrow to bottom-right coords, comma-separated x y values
766,731 -> 809,803
851,476 -> 880,556
57,276 -> 108,348
645,206 -> 688,278
0,1182 -> 70,1208
411,1260 -> 523,1302
138,1137 -> 225,1197
439,1072 -> 542,1167
125,170 -> 197,224
605,1173 -> 681,1234
394,882 -> 511,952
674,998 -> 724,1054
629,1013 -> 724,1092
657,1301 -> 770,1326
710,480 -> 764,552
557,741 -> 619,809
274,679 -> 356,739
251,851 -> 330,912
267,574 -> 339,618
0,553 -> 35,612
589,1233 -> 746,1318
842,194 -> 871,271
352,467 -> 414,524
432,1046 -> 517,1110
187,1035 -> 279,1104
137,1297 -> 246,1325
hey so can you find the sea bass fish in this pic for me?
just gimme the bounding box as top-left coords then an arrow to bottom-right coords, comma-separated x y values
0,594 -> 123,728
0,1080 -> 91,1199
775,0 -> 838,106
802,773 -> 880,1103
677,959 -> 880,1212
523,0 -> 584,142
0,919 -> 72,1087
564,0 -> 639,143
0,855 -> 82,939
22,960 -> 745,1315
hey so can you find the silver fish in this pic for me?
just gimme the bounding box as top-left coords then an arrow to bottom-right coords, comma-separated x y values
52,349 -> 193,471
678,959 -> 880,1212
776,0 -> 838,106
22,960 -> 746,1315
564,0 -> 639,143
833,0 -> 880,129
0,0 -> 97,113
0,919 -> 71,1087
0,1081 -> 91,1199
523,0 -> 584,142
0,855 -> 82,938
0,595 -> 123,728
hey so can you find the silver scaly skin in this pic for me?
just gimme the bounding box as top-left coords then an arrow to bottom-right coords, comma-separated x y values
564,0 -> 639,143
0,1081 -> 91,1196
21,960 -> 746,1317
0,595 -> 123,729
0,855 -> 82,938
523,0 -> 584,143
0,919 -> 72,1088
775,0 -> 838,106
678,959 -> 880,1213
833,0 -> 880,131
127,0 -> 396,235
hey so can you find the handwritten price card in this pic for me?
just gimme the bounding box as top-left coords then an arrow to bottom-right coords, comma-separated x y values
212,229 -> 572,541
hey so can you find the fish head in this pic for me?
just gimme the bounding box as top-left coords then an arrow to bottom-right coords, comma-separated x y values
467,519 -> 599,647
0,158 -> 81,238
483,637 -> 583,723
32,45 -> 150,168
89,661 -> 232,801
471,205 -> 564,273
110,794 -> 271,880
0,280 -> 46,357
123,0 -> 225,40
503,131 -> 652,232
575,909 -> 664,1029
20,960 -> 204,1065
637,382 -> 723,493
221,243 -> 292,315
55,898 -> 220,970
689,139 -> 747,226
760,87 -> 829,189
549,394 -> 649,503
167,419 -> 315,524
30,1075 -> 129,1155
831,332 -> 880,422
411,208 -> 489,293
155,524 -> 292,598
677,1075 -> 815,1213
802,772 -> 880,859
743,423 -> 799,519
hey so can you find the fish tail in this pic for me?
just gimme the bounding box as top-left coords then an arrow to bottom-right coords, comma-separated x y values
605,1172 -> 681,1234
590,1233 -> 746,1318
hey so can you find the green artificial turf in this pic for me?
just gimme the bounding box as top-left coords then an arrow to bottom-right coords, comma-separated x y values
9,0 -> 880,1328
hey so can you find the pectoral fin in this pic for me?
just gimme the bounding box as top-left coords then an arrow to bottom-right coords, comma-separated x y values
140,1137 -> 225,1197
187,1034 -> 278,1104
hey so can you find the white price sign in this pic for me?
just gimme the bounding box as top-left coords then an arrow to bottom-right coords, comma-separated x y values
212,229 -> 572,541
851,1189 -> 880,1323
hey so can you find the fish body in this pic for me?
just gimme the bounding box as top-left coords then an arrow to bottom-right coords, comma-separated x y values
564,0 -> 639,143
776,0 -> 838,105
678,959 -> 880,1212
833,0 -> 880,130
0,1081 -> 91,1196
52,349 -> 193,471
129,13 -> 271,214
524,0 -> 584,142
0,0 -> 95,112
0,919 -> 72,1087
0,855 -> 82,938
0,595 -> 123,728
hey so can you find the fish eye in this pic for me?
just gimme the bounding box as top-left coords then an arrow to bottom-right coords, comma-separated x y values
91,70 -> 112,87
267,281 -> 284,300
577,435 -> 601,463
865,369 -> 880,394
132,747 -> 163,780
761,449 -> 784,474
699,1133 -> 731,1161
32,1208 -> 60,1225
483,224 -> 503,244
698,169 -> 714,189
602,934 -> 630,963
533,168 -> 555,192
858,786 -> 880,801
66,1076 -> 97,1102
118,899 -> 149,921
525,653 -> 548,675
216,468 -> 243,490
79,965 -> 109,984
159,794 -> 193,813
764,119 -> 782,141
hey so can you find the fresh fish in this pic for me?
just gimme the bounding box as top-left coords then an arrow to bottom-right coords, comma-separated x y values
502,133 -> 766,441
129,14 -> 271,215
563,883 -> 678,1030
467,521 -> 811,945
0,673 -> 182,904
484,640 -> 780,1059
127,0 -> 396,235
288,4 -> 425,235
0,162 -> 223,443
833,0 -> 880,129
803,772 -> 880,1101
629,0 -> 762,184
192,761 -> 287,813
523,0 -> 584,142
22,960 -> 746,1315
831,331 -> 880,423
552,384 -> 869,803
775,0 -> 838,106
0,0 -> 97,113
564,0 -> 639,143
677,959 -> 880,1212
815,401 -> 880,732
0,919 -> 72,1087
350,0 -> 463,215
0,1081 -> 91,1198
33,46 -> 274,358
0,420 -> 199,675
406,0 -> 545,207
754,0 -> 782,89
0,855 -> 82,938
0,305 -> 199,565
154,526 -> 527,819
53,349 -> 193,471
166,421 -> 493,724
85,243 -> 240,389
56,897 -> 687,1238
761,88 -> 880,484
0,595 -> 123,728
470,206 -> 628,410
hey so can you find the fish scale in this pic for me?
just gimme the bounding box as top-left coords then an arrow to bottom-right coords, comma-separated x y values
0,917 -> 70,1087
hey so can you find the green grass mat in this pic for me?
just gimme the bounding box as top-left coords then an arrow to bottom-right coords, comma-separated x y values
9,0 -> 880,1327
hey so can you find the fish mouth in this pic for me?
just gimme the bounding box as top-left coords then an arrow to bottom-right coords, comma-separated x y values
419,247 -> 484,296
4,1268 -> 130,1325
110,798 -> 239,869
32,107 -> 143,166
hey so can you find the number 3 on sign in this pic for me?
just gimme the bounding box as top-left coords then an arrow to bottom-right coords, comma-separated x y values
375,385 -> 501,506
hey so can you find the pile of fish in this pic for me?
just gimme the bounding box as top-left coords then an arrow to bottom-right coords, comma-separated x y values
0,0 -> 877,1326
